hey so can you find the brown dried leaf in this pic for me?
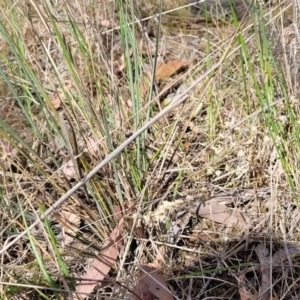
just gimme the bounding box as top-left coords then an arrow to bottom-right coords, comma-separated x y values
86,137 -> 100,158
129,282 -> 155,300
151,248 -> 166,269
190,198 -> 251,227
60,210 -> 80,229
137,59 -> 186,99
113,49 -> 133,75
62,158 -> 77,180
57,209 -> 80,247
138,265 -> 174,300
272,245 -> 300,264
114,205 -> 124,220
239,288 -> 257,300
50,82 -> 73,110
74,218 -> 124,299
0,139 -> 19,170
139,74 -> 151,98
125,215 -> 146,239
238,272 -> 257,300
100,19 -> 118,29
155,60 -> 187,81
254,244 -> 270,299
185,120 -> 201,134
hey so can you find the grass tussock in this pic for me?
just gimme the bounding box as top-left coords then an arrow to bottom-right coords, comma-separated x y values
1,0 -> 300,299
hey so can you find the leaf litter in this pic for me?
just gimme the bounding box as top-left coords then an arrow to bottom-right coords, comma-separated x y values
131,264 -> 174,300
74,218 -> 124,299
2,1 -> 300,299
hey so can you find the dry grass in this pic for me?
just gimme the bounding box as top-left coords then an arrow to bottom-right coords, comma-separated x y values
1,0 -> 300,299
